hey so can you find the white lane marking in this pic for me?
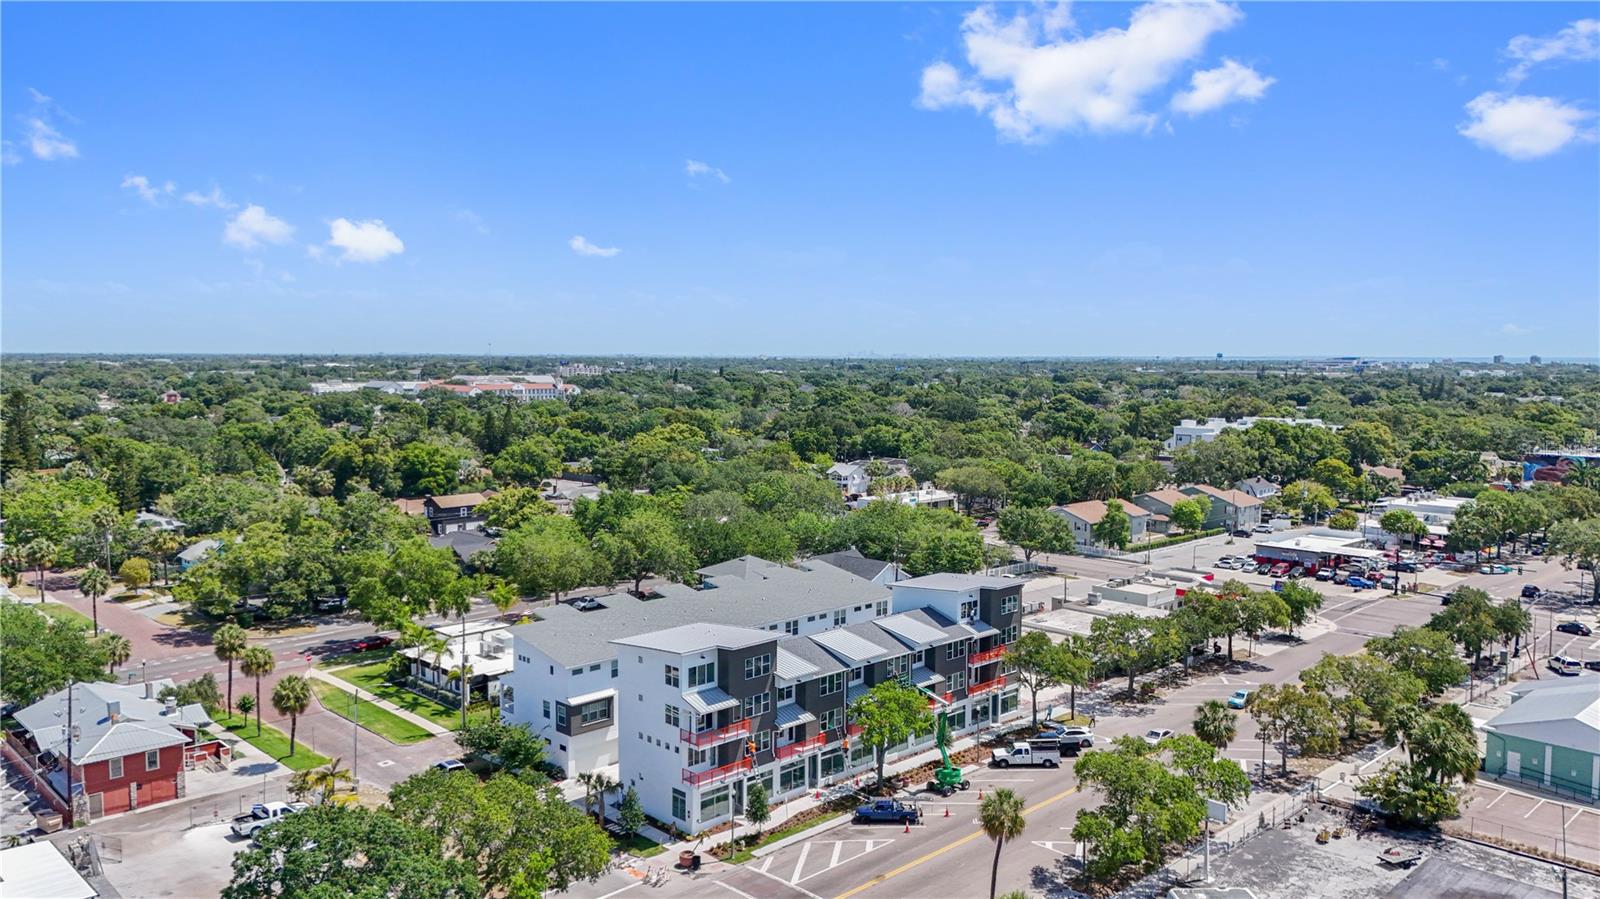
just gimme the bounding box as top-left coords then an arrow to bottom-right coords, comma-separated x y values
746,863 -> 824,899
830,841 -> 842,869
1482,788 -> 1508,810
790,841 -> 811,885
714,880 -> 759,899
594,882 -> 643,899
757,856 -> 773,874
1524,798 -> 1547,819
791,841 -> 894,885
1031,841 -> 1078,858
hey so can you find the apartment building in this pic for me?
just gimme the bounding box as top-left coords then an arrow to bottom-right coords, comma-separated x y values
499,558 -> 892,777
612,573 -> 1024,835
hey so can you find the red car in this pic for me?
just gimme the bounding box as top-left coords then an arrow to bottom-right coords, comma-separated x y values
1269,562 -> 1292,577
353,635 -> 393,652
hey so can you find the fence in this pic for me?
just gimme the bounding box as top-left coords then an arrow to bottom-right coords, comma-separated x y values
186,780 -> 293,829
984,559 -> 1051,577
1444,816 -> 1600,870
2,734 -> 70,821
1165,779 -> 1326,883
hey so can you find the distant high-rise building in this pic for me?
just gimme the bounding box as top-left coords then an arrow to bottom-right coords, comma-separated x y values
1530,355 -> 1542,365
1493,354 -> 1505,364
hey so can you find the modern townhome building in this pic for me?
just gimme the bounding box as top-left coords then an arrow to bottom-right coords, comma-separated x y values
1178,484 -> 1264,532
1049,500 -> 1151,548
612,573 -> 1023,836
1163,416 -> 1338,451
423,492 -> 488,535
8,681 -> 221,822
499,558 -> 893,777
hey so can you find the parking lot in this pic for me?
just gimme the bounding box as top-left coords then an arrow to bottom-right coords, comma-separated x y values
1454,781 -> 1600,867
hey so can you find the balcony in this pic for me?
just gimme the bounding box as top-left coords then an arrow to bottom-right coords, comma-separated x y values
845,723 -> 864,738
967,675 -> 1007,698
680,718 -> 752,748
969,645 -> 1007,666
775,733 -> 828,760
925,692 -> 954,708
682,757 -> 752,787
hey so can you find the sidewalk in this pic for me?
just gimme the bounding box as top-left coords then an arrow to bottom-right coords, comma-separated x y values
304,667 -> 453,737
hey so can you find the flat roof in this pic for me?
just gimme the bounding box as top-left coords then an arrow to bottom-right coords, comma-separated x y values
1255,534 -> 1382,558
0,843 -> 97,899
891,572 -> 1018,592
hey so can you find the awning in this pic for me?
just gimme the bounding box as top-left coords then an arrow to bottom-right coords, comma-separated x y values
846,683 -> 872,705
775,704 -> 816,728
682,687 -> 739,715
912,667 -> 945,688
567,687 -> 618,706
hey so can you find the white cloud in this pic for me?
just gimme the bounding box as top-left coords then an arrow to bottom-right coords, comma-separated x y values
916,1 -> 1249,140
183,185 -> 236,209
324,217 -> 405,263
0,141 -> 19,166
223,204 -> 295,250
569,235 -> 620,258
1459,92 -> 1595,160
453,208 -> 489,234
685,159 -> 731,183
1171,59 -> 1274,115
1505,18 -> 1599,84
1499,322 -> 1535,336
120,174 -> 174,204
25,117 -> 77,160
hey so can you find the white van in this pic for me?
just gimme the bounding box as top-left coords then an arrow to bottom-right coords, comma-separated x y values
1548,656 -> 1584,676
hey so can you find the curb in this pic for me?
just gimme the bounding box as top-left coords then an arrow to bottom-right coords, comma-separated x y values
750,813 -> 852,858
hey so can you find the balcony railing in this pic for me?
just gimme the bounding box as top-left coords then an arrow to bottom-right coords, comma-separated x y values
925,691 -> 954,708
775,733 -> 829,760
682,757 -> 752,787
846,723 -> 864,738
967,675 -> 1007,698
680,718 -> 752,748
969,645 -> 1007,666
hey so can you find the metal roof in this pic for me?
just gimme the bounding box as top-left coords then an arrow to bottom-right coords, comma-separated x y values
682,687 -> 740,716
891,572 -> 1018,592
811,625 -> 899,665
612,623 -> 774,655
775,636 -> 847,676
1485,680 -> 1600,755
775,704 -> 817,728
846,683 -> 872,704
775,647 -> 820,681
912,667 -> 944,688
0,843 -> 97,899
873,610 -> 956,649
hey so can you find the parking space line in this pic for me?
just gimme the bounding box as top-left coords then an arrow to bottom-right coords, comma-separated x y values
748,864 -> 824,899
791,841 -> 811,884
1523,798 -> 1547,819
758,856 -> 774,874
715,881 -> 759,899
1567,808 -> 1586,828
594,882 -> 642,899
1482,787 -> 1508,810
830,841 -> 842,868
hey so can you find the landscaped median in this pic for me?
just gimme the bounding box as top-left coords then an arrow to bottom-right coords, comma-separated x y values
308,678 -> 433,745
322,660 -> 462,731
211,710 -> 331,771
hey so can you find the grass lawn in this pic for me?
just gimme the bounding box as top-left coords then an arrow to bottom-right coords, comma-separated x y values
317,648 -> 395,669
212,710 -> 331,771
326,662 -> 461,731
722,813 -> 848,864
310,679 -> 433,745
36,602 -> 96,629
614,833 -> 666,858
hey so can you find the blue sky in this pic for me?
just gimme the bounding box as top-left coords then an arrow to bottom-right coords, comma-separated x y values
3,2 -> 1597,358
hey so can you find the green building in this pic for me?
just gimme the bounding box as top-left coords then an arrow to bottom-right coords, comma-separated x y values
1482,680 -> 1600,801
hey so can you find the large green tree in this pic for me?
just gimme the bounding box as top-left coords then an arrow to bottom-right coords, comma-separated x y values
0,601 -> 110,705
847,680 -> 935,786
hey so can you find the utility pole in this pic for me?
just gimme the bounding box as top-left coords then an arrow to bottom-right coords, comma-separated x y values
352,686 -> 360,787
65,682 -> 77,825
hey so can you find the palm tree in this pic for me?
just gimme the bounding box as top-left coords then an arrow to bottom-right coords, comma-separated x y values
980,788 -> 1028,899
577,770 -> 620,825
213,623 -> 249,715
77,564 -> 111,635
23,539 -> 56,603
240,646 -> 276,736
100,633 -> 132,673
272,675 -> 313,756
1193,700 -> 1238,751
151,531 -> 182,586
89,506 -> 120,579
290,757 -> 355,804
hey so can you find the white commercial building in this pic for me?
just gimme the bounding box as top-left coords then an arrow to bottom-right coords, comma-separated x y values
1165,417 -> 1338,451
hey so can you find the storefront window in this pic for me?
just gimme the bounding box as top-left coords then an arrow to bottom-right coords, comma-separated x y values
700,786 -> 731,820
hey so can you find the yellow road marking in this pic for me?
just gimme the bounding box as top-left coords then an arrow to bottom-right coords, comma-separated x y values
830,784 -> 1082,899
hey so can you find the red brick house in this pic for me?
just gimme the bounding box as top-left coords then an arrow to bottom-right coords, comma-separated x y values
10,680 -> 217,822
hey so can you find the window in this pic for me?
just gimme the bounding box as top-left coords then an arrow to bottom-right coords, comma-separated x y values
833,609 -> 846,627
780,761 -> 807,792
611,660 -> 619,678
108,757 -> 123,779
700,786 -> 731,820
1003,625 -> 1019,644
784,619 -> 799,636
665,705 -> 680,728
820,751 -> 845,777
665,665 -> 680,687
945,641 -> 967,661
819,673 -> 843,696
696,714 -> 712,732
807,615 -> 817,622
1001,595 -> 1019,615
556,704 -> 568,728
689,747 -> 708,766
875,601 -> 889,617
777,684 -> 795,704
742,691 -> 771,719
959,599 -> 978,622
672,789 -> 688,821
579,698 -> 611,725
589,663 -> 602,672
745,654 -> 772,679
753,730 -> 771,753
543,700 -> 551,720
820,708 -> 842,731
849,667 -> 864,684
146,749 -> 160,771
688,662 -> 716,687
948,671 -> 966,691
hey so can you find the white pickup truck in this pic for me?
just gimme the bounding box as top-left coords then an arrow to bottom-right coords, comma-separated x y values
990,738 -> 1062,768
231,801 -> 309,838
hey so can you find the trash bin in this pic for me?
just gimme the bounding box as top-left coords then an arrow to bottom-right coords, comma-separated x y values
677,850 -> 695,870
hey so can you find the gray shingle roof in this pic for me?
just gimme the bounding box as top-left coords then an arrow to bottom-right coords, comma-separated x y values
696,555 -> 787,581
808,549 -> 892,582
509,560 -> 888,667
775,636 -> 847,677
15,681 -> 210,765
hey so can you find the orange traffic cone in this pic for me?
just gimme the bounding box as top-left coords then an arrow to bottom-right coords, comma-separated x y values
904,819 -> 911,834
978,789 -> 984,800
944,806 -> 950,818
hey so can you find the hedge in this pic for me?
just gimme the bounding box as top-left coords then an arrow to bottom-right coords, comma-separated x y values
1138,529 -> 1225,552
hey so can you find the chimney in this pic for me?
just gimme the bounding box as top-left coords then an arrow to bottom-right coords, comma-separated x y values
107,700 -> 121,722
164,697 -> 177,716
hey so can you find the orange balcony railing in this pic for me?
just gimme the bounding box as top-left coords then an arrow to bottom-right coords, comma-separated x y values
682,757 -> 753,787
969,645 -> 1008,666
775,733 -> 829,760
846,723 -> 864,738
967,675 -> 1007,697
680,718 -> 751,748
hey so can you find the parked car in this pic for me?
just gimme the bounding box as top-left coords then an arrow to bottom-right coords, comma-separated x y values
1556,621 -> 1593,637
1315,569 -> 1336,582
1233,529 -> 1253,538
1288,565 -> 1306,579
1348,576 -> 1375,590
1585,659 -> 1600,672
1548,656 -> 1583,676
1214,558 -> 1238,570
352,635 -> 392,652
433,759 -> 468,772
1253,524 -> 1274,534
854,799 -> 921,824
1269,563 -> 1292,578
1255,563 -> 1273,575
1141,728 -> 1175,746
1038,723 -> 1095,749
1521,585 -> 1543,599
569,597 -> 603,611
231,802 -> 309,838
1227,689 -> 1253,709
1388,562 -> 1417,573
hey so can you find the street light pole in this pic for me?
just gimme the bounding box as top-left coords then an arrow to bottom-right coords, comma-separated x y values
352,686 -> 360,787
